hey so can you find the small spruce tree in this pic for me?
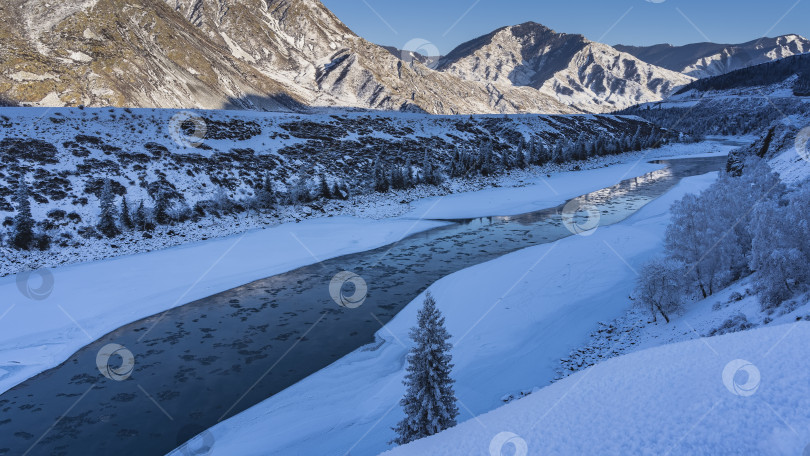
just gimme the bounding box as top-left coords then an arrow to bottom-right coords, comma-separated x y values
255,173 -> 276,210
120,197 -> 134,231
97,179 -> 120,238
392,292 -> 458,445
319,174 -> 331,199
11,178 -> 35,250
133,200 -> 149,231
153,190 -> 171,225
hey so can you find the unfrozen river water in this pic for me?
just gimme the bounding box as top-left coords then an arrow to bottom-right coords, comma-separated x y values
0,154 -> 732,456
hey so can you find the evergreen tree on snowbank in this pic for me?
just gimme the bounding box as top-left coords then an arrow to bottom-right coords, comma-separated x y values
392,292 -> 458,446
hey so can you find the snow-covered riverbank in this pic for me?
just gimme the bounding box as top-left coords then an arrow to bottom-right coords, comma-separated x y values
0,141 -> 736,397
170,170 -> 720,456
0,138 -> 744,277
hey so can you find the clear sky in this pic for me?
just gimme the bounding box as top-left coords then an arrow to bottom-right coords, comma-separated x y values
321,0 -> 809,56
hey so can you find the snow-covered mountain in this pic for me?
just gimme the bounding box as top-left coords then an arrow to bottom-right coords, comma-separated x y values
615,34 -> 810,78
620,53 -> 810,137
0,1 -> 693,114
436,22 -> 694,113
0,0 -> 574,114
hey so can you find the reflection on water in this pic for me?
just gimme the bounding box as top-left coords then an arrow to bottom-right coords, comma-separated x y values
0,156 -> 726,456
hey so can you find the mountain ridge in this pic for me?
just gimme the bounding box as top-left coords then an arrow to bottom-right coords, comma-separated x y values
436,21 -> 694,112
615,34 -> 810,78
0,1 -> 802,114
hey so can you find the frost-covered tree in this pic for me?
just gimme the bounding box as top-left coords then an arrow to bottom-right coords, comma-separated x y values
403,157 -> 413,188
666,160 -> 785,298
133,200 -> 147,231
318,174 -> 331,199
392,292 -> 458,445
254,173 -> 276,211
666,191 -> 728,298
97,179 -> 120,238
373,158 -> 390,192
11,178 -> 35,250
515,146 -> 527,169
291,172 -> 312,203
635,258 -> 684,323
750,182 -> 810,309
153,190 -> 171,225
120,197 -> 134,231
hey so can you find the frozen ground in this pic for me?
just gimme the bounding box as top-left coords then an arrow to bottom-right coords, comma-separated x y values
170,171 -> 720,456
0,140 -> 735,396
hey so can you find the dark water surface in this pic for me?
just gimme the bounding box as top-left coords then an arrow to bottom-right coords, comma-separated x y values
0,156 -> 729,456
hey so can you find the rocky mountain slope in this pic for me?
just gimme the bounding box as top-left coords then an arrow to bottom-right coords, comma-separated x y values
0,0 -> 574,114
3,1 -> 798,115
436,22 -> 694,113
615,34 -> 810,78
0,0 -> 697,115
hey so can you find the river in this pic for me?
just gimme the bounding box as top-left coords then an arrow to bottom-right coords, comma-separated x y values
0,155 -> 730,456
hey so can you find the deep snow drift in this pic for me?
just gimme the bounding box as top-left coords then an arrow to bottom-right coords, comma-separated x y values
385,322 -> 810,455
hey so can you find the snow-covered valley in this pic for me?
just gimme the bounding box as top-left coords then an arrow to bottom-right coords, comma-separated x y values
0,136 -> 744,456
170,164 -> 727,456
3,3 -> 810,453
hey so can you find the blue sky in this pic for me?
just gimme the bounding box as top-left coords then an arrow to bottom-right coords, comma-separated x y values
321,0 -> 808,55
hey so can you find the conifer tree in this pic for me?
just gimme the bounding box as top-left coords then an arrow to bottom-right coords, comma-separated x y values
153,190 -> 171,225
97,179 -> 120,238
11,178 -> 35,250
133,200 -> 147,231
392,292 -> 458,445
373,157 -> 389,192
319,174 -> 331,199
255,173 -> 276,210
120,197 -> 134,231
